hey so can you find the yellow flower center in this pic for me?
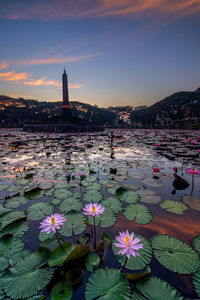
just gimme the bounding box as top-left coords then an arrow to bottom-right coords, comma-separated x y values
92,205 -> 96,212
51,217 -> 55,225
125,236 -> 129,244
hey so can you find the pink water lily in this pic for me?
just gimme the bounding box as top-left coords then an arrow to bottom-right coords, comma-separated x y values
153,168 -> 160,172
114,230 -> 143,259
186,169 -> 200,175
39,213 -> 66,234
83,203 -> 104,217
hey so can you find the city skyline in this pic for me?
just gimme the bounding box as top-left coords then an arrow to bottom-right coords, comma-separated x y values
0,0 -> 200,107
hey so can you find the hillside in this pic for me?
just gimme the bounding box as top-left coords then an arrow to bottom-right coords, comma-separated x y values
130,88 -> 200,128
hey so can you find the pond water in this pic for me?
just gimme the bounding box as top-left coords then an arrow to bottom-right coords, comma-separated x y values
0,128 -> 200,299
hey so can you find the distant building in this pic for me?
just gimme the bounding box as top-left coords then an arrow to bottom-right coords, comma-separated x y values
61,68 -> 73,120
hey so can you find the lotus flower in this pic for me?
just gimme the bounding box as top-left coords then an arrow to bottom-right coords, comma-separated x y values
83,203 -> 104,217
173,167 -> 178,172
153,168 -> 160,172
114,230 -> 143,259
39,213 -> 66,234
186,169 -> 200,175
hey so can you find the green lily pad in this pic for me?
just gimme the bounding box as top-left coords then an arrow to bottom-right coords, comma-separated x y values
101,197 -> 122,213
160,200 -> 188,214
40,182 -> 54,190
83,190 -> 103,202
0,204 -> 11,216
152,235 -> 200,274
118,190 -> 140,204
58,197 -> 82,214
51,282 -> 72,300
0,236 -> 24,259
142,178 -> 164,188
85,268 -> 130,300
4,195 -> 28,209
39,231 -> 54,242
99,207 -> 117,228
85,252 -> 100,273
27,202 -> 54,221
192,236 -> 200,254
53,188 -> 73,200
112,235 -> 152,270
9,249 -> 30,266
86,183 -> 101,191
2,247 -> 53,299
0,211 -> 26,229
59,212 -> 87,237
48,242 -> 75,267
136,277 -> 184,300
193,270 -> 200,297
123,204 -> 153,224
1,220 -> 28,237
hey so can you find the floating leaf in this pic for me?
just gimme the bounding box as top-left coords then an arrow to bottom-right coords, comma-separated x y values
182,195 -> 200,211
53,188 -> 73,199
58,197 -> 82,214
101,197 -> 122,213
123,204 -> 153,224
85,252 -> 100,273
0,204 -> 11,216
0,211 -> 26,229
113,235 -> 152,270
0,236 -> 24,259
51,282 -> 72,300
193,270 -> 200,297
48,242 -> 75,267
136,277 -> 184,300
59,212 -> 87,237
99,207 -> 117,228
85,268 -> 130,300
2,247 -> 53,299
83,190 -> 103,202
118,190 -> 140,204
142,178 -> 164,188
39,231 -> 54,242
152,235 -> 200,274
131,291 -> 146,300
9,249 -> 30,266
86,182 -> 101,191
160,200 -> 188,215
192,236 -> 200,254
4,195 -> 28,209
27,202 -> 54,221
126,266 -> 151,282
66,243 -> 89,262
107,186 -> 119,195
1,220 -> 28,237
0,255 -> 9,272
40,182 -> 54,190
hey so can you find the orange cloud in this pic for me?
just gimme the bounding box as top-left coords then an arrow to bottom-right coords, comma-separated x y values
1,0 -> 200,20
19,53 -> 99,66
0,61 -> 8,70
23,76 -> 83,88
0,71 -> 30,82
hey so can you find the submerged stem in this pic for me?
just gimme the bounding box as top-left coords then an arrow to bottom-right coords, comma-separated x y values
93,216 -> 96,249
120,256 -> 128,273
55,232 -> 62,247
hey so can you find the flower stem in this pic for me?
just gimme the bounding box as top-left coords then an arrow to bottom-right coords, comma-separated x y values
93,216 -> 96,249
120,256 -> 128,273
191,173 -> 194,196
55,233 -> 62,247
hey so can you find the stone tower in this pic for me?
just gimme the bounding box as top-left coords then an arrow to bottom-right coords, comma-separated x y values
61,68 -> 72,120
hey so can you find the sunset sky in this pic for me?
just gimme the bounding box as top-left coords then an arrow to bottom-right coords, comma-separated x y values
0,0 -> 200,107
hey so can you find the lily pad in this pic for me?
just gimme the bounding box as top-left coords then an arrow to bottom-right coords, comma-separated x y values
99,207 -> 117,228
0,211 -> 26,229
0,204 -> 11,216
118,190 -> 140,204
193,270 -> 200,297
48,242 -> 75,267
160,200 -> 188,214
142,178 -> 164,188
83,190 -> 103,202
1,220 -> 28,237
152,235 -> 200,274
136,276 -> 184,300
85,268 -> 130,300
0,236 -> 24,259
4,195 -> 28,209
53,188 -> 73,200
182,195 -> 200,211
123,204 -> 153,224
59,212 -> 87,237
51,282 -> 73,300
27,202 -> 54,221
2,247 -> 53,299
112,235 -> 152,270
192,236 -> 200,254
85,252 -> 100,273
101,197 -> 122,213
58,197 -> 82,214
